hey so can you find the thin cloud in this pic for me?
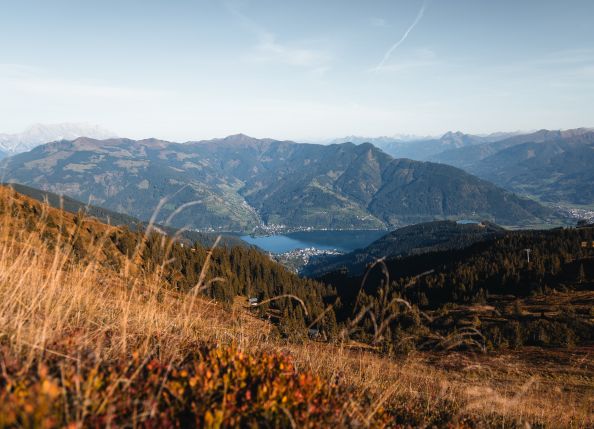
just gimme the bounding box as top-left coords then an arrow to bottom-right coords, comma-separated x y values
12,78 -> 168,100
378,48 -> 438,72
0,64 -> 170,100
226,1 -> 332,71
476,48 -> 594,83
250,33 -> 332,68
370,17 -> 387,28
537,48 -> 594,66
374,0 -> 428,72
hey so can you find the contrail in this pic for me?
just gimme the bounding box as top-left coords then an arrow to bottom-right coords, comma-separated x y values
374,0 -> 427,71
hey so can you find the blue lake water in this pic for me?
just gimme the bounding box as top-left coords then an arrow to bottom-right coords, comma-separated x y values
456,219 -> 481,225
240,230 -> 387,254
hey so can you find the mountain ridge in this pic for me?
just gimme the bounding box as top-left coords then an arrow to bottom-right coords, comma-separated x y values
1,134 -> 558,231
426,128 -> 594,207
330,130 -> 523,160
429,128 -> 594,168
467,132 -> 594,205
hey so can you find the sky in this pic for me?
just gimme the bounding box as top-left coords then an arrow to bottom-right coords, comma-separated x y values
1,0 -> 593,142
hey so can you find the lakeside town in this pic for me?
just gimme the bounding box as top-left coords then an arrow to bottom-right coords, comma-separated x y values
272,247 -> 343,273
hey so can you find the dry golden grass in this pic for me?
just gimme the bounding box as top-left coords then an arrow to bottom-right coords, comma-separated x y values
0,194 -> 272,365
0,187 -> 592,427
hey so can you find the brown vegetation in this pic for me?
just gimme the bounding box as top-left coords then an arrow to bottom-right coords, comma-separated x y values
0,186 -> 592,427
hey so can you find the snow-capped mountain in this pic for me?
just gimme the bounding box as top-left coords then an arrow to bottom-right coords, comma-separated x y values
328,134 -> 434,145
0,123 -> 117,156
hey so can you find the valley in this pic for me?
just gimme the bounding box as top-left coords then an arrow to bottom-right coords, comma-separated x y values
239,229 -> 387,273
426,129 -> 594,210
239,229 -> 386,253
3,1 -> 594,426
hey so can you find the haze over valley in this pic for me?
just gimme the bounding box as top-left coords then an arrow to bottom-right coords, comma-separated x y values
1,1 -> 593,427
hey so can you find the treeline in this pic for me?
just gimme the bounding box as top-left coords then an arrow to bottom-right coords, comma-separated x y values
319,227 -> 594,351
0,187 -> 338,340
304,220 -> 505,277
110,229 -> 339,338
5,182 -> 246,248
4,185 -> 593,352
328,228 -> 594,307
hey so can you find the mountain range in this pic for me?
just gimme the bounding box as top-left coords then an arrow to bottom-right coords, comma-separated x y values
428,128 -> 594,206
331,131 -> 522,161
0,134 -> 556,232
334,127 -> 594,209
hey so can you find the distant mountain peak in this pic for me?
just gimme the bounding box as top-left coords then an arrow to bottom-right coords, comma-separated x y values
194,133 -> 269,146
356,142 -> 377,149
329,133 -> 434,145
441,131 -> 465,138
224,133 -> 253,140
0,122 -> 117,155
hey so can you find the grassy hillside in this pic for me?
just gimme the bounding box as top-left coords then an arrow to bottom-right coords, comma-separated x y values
0,185 -> 336,338
3,182 -> 247,248
0,186 -> 592,427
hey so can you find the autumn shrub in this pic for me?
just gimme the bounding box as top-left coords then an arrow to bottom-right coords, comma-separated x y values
0,343 -> 391,428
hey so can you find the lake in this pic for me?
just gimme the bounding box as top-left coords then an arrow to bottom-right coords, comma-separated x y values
240,230 -> 387,254
456,219 -> 481,225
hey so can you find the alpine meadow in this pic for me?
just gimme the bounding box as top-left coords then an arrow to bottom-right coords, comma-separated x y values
0,1 -> 593,428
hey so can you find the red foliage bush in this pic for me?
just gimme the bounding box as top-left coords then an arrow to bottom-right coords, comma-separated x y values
0,344 -> 391,428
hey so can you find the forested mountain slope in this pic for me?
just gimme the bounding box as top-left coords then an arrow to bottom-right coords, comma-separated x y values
318,226 -> 594,351
0,135 -> 557,231
304,220 -> 506,277
3,182 -> 246,248
0,185 -> 336,337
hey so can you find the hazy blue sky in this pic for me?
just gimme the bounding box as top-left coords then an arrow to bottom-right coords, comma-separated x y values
1,0 -> 593,141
